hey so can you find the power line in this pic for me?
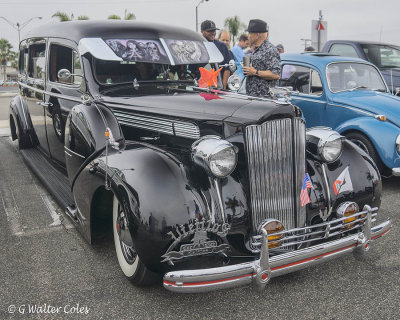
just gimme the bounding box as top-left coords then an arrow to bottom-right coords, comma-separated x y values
0,0 -> 189,3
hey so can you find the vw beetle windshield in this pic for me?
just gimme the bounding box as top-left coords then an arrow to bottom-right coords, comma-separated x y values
327,62 -> 387,93
93,59 -> 197,84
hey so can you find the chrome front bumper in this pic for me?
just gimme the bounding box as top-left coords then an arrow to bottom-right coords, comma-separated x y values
163,207 -> 392,293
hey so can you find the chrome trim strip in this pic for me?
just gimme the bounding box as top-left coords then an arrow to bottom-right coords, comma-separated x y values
18,82 -> 82,103
64,146 -> 86,159
320,163 -> 332,220
163,217 -> 391,293
292,96 -> 326,104
327,102 -> 375,117
112,109 -> 200,139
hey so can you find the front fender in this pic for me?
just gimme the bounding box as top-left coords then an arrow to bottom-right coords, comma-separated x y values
307,140 -> 382,223
80,143 -> 209,272
335,117 -> 400,169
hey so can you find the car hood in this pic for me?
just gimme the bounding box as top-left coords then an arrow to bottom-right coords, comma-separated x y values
101,90 -> 296,125
331,90 -> 400,127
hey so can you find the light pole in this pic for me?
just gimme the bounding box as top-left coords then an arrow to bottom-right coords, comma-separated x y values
195,0 -> 209,32
0,16 -> 42,47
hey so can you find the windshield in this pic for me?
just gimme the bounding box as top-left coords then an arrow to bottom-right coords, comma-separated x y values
360,44 -> 400,69
326,62 -> 387,93
93,58 -> 198,85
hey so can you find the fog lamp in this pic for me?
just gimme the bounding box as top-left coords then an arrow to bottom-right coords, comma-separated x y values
337,202 -> 360,230
262,220 -> 285,249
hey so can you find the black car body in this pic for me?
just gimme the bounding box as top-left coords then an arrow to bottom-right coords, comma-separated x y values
322,40 -> 400,95
9,21 -> 391,293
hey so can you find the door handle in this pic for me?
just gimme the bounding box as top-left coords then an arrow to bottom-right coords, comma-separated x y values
36,101 -> 53,107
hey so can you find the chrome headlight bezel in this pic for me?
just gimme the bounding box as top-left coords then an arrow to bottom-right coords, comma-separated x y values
192,136 -> 238,178
396,133 -> 400,154
227,74 -> 243,91
306,127 -> 344,163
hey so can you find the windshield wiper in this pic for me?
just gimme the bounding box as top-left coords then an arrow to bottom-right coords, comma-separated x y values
349,86 -> 369,91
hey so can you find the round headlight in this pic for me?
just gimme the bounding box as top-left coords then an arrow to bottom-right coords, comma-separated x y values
192,136 -> 238,178
318,137 -> 343,162
307,127 -> 344,162
227,74 -> 242,91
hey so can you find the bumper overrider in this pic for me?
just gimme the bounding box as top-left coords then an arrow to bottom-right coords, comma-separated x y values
163,205 -> 392,293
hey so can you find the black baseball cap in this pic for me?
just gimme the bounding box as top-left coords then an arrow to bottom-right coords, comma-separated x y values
246,19 -> 269,33
201,20 -> 219,32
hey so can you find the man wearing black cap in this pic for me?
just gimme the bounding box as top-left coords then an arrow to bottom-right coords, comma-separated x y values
200,20 -> 231,88
243,19 -> 281,97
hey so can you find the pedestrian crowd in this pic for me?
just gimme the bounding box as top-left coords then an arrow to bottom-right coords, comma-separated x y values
199,18 -> 288,96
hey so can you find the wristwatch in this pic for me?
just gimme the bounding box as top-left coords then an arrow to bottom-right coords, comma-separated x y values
255,69 -> 259,76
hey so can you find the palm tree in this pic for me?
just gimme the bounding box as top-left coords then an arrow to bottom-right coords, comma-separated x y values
0,38 -> 16,82
224,16 -> 246,45
108,9 -> 136,20
52,12 -> 89,22
108,14 -> 121,20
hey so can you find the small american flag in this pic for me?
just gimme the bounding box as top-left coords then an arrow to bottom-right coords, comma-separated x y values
300,173 -> 313,207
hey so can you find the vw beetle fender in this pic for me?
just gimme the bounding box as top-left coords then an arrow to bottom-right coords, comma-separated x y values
335,117 -> 400,169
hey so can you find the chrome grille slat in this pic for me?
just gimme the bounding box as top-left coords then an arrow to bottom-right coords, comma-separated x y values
112,109 -> 200,139
245,118 -> 306,232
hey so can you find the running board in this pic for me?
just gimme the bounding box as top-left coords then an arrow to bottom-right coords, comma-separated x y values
20,147 -> 75,212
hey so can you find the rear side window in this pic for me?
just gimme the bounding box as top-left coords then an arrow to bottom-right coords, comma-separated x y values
49,44 -> 82,85
28,43 -> 46,80
329,44 -> 359,58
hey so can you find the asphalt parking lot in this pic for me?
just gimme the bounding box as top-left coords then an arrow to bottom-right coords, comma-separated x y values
0,95 -> 399,320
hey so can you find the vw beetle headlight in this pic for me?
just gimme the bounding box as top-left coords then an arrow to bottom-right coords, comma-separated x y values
192,136 -> 238,178
306,127 -> 344,163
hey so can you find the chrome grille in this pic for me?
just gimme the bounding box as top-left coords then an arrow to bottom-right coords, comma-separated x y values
245,118 -> 306,232
112,109 -> 200,139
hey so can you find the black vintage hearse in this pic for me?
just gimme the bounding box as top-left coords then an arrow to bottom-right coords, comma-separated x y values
9,21 -> 391,293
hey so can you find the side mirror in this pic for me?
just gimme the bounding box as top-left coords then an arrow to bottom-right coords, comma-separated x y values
57,69 -> 72,82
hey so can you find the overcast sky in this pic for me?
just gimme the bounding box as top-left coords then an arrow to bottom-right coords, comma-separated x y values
0,0 -> 399,53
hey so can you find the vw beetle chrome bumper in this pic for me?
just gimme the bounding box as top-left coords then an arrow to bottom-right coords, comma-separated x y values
163,207 -> 392,293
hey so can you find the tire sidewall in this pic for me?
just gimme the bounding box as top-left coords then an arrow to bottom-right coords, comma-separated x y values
113,196 -> 139,278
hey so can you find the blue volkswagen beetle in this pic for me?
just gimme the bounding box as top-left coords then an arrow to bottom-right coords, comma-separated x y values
279,53 -> 400,176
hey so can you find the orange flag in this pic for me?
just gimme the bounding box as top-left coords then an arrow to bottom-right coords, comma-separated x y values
198,67 -> 222,88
